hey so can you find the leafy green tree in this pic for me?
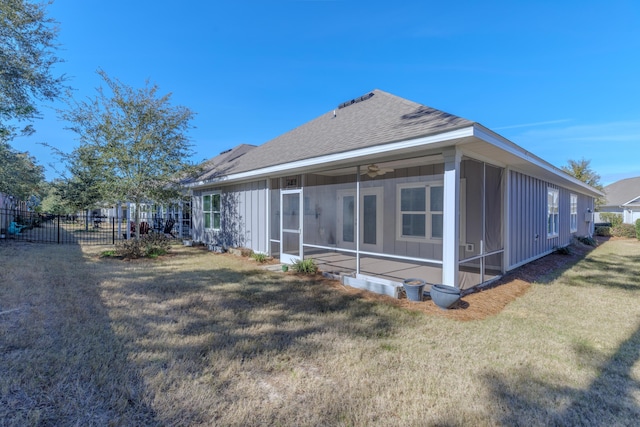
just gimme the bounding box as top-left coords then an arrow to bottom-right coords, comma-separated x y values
0,139 -> 44,200
0,0 -> 65,138
562,158 -> 603,189
562,158 -> 605,208
60,70 -> 198,238
39,181 -> 69,214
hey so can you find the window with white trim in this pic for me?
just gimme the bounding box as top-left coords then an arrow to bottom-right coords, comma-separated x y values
570,193 -> 578,233
547,187 -> 559,237
203,193 -> 221,230
397,183 -> 444,241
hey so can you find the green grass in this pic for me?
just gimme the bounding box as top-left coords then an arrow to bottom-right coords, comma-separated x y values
1,239 -> 639,426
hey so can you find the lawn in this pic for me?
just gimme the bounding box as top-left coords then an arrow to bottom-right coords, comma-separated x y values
1,239 -> 639,426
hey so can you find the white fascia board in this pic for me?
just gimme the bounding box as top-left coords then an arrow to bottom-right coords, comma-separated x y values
621,196 -> 640,206
472,124 -> 605,197
187,126 -> 475,188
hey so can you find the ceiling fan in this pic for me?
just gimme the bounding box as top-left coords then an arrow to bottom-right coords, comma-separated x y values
361,164 -> 394,178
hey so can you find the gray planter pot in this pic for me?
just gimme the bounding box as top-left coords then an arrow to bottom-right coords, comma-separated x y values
403,279 -> 426,302
430,284 -> 461,309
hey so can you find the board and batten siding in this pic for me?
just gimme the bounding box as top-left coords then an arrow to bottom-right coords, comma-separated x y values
192,180 -> 268,253
508,170 -> 594,270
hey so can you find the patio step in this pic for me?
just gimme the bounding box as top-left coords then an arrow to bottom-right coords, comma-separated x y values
342,275 -> 401,298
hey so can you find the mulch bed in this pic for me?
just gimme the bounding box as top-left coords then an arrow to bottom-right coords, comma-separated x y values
319,238 -> 601,321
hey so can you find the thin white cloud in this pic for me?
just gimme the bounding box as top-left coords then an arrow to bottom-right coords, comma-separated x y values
493,119 -> 572,131
515,120 -> 640,143
504,120 -> 640,183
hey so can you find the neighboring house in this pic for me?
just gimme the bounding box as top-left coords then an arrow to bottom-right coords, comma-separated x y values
93,201 -> 192,238
184,90 -> 602,292
1,192 -> 27,237
595,176 -> 640,224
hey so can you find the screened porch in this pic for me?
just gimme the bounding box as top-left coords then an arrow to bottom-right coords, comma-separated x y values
268,154 -> 505,291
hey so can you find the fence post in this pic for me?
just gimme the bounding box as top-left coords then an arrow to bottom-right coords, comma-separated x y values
57,214 -> 61,244
112,217 -> 115,245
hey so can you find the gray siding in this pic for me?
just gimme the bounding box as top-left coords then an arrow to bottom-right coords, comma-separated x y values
192,180 -> 268,253
508,171 -> 594,269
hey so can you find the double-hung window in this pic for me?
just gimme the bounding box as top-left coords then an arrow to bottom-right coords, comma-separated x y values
397,183 -> 444,241
570,193 -> 578,233
203,193 -> 221,230
547,187 -> 559,237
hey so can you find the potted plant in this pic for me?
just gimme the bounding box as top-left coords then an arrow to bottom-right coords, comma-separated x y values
402,278 -> 426,302
430,284 -> 461,309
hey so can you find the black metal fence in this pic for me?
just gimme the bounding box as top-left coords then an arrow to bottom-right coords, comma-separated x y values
0,208 -> 191,245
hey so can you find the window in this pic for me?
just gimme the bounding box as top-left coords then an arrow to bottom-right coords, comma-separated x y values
570,193 -> 578,233
397,183 -> 443,241
203,193 -> 221,230
547,188 -> 559,237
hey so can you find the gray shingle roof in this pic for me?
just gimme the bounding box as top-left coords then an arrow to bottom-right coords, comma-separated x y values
201,89 -> 474,177
191,143 -> 257,182
603,176 -> 640,206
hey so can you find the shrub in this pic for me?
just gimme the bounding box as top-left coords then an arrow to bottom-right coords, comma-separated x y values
555,246 -> 572,255
599,212 -> 623,228
117,233 -> 171,259
251,252 -> 269,263
575,235 -> 597,246
636,219 -> 640,240
293,258 -> 318,274
611,223 -> 636,238
594,226 -> 611,237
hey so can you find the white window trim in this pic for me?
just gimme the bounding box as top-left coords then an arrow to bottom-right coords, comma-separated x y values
396,180 -> 466,244
547,187 -> 559,238
570,193 -> 578,233
203,191 -> 222,231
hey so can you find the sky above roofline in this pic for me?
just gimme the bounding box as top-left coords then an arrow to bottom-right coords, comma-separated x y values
11,0 -> 640,186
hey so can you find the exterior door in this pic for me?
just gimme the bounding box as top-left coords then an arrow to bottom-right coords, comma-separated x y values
337,188 -> 383,252
280,189 -> 303,264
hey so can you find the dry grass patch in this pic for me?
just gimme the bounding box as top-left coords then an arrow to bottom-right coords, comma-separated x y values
1,239 -> 639,426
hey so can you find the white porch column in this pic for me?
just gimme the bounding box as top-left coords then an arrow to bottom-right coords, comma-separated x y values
442,148 -> 461,288
356,165 -> 361,275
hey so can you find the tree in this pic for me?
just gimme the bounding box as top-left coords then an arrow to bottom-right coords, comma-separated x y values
562,157 -> 605,208
60,70 -> 198,238
0,138 -> 44,200
561,158 -> 603,189
0,0 -> 65,138
39,181 -> 70,214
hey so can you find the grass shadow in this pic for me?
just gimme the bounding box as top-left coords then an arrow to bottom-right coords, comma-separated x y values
484,322 -> 640,425
483,239 -> 640,425
0,242 -> 160,426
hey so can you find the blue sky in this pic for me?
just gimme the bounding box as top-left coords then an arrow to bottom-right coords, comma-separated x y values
15,0 -> 640,185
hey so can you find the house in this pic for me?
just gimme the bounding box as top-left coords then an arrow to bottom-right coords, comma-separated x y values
185,90 -> 602,293
1,192 -> 27,237
595,176 -> 640,224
